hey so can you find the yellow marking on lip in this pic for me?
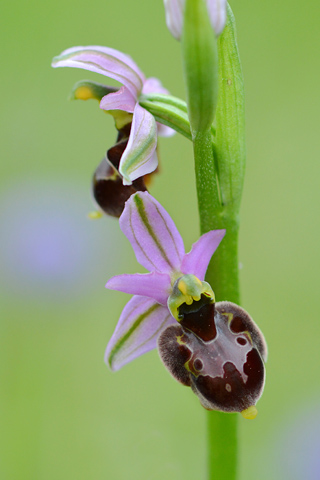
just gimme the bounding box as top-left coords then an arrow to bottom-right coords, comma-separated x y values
224,312 -> 254,345
245,331 -> 253,344
241,406 -> 258,420
222,312 -> 234,322
176,335 -> 185,346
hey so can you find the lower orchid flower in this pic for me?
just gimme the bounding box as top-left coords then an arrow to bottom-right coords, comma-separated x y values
105,192 -> 267,418
52,46 -> 174,185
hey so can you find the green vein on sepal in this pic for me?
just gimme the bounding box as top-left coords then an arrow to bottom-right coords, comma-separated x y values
133,194 -> 174,269
139,94 -> 192,140
119,111 -> 157,184
129,313 -> 171,358
140,93 -> 188,112
108,303 -> 161,368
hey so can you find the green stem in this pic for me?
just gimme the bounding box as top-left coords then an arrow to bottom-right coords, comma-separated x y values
205,216 -> 240,304
205,215 -> 240,480
193,129 -> 220,233
182,1 -> 244,478
193,131 -> 240,480
207,411 -> 238,480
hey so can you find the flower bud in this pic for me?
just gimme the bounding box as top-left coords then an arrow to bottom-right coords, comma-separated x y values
164,0 -> 227,41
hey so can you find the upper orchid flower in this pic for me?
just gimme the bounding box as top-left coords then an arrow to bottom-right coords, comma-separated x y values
105,192 -> 267,417
164,0 -> 227,40
52,46 -> 173,185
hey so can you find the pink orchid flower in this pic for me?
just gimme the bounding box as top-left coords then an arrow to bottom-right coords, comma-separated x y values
52,46 -> 173,185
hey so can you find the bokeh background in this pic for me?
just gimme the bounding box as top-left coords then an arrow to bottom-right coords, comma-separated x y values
1,0 -> 320,478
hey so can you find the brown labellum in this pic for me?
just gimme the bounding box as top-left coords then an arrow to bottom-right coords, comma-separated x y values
158,301 -> 267,413
92,124 -> 148,217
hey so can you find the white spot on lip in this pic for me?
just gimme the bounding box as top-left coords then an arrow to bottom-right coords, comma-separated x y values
225,383 -> 232,392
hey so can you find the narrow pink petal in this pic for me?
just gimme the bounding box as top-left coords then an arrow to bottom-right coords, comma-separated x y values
100,86 -> 136,113
52,46 -> 145,98
207,0 -> 227,36
156,122 -> 176,137
119,104 -> 158,185
105,296 -> 175,371
181,229 -> 226,280
163,0 -> 226,39
106,271 -> 171,306
163,0 -> 184,40
58,46 -> 144,75
119,192 -> 185,274
142,77 -> 170,96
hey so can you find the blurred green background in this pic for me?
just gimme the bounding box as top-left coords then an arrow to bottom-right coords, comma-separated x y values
1,0 -> 319,478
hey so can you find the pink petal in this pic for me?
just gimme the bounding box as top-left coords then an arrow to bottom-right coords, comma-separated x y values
105,271 -> 171,306
142,77 -> 170,96
119,104 -> 158,185
181,229 -> 226,280
100,86 -> 136,113
120,192 -> 185,275
156,121 -> 176,137
105,296 -> 175,371
207,0 -> 227,36
163,0 -> 184,40
52,46 -> 145,98
163,0 -> 227,40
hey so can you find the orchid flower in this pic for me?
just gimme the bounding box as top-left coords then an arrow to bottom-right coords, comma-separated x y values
164,0 -> 227,40
52,46 -> 174,185
105,192 -> 267,416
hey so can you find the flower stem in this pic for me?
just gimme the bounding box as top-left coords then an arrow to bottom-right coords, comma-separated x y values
183,2 -> 244,478
205,216 -> 240,480
192,4 -> 244,475
193,131 -> 240,480
193,129 -> 221,232
207,410 -> 238,480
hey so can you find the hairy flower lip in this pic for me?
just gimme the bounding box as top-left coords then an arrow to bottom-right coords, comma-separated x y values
157,301 -> 267,414
104,191 -> 225,371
